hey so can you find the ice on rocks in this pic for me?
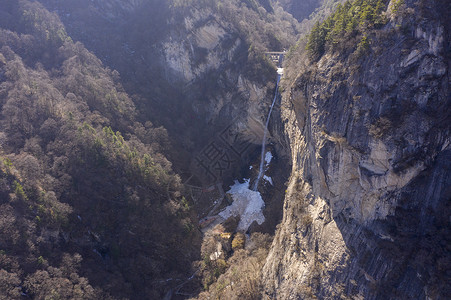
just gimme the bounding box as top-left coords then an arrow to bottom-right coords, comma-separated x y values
265,151 -> 273,165
219,179 -> 265,231
263,175 -> 273,185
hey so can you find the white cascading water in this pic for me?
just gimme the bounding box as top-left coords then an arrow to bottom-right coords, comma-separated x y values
252,67 -> 283,191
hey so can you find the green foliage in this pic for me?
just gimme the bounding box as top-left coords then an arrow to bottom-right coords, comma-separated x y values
306,0 -> 388,60
231,232 -> 245,250
37,256 -> 45,265
391,0 -> 404,14
21,1 -> 71,47
214,259 -> 228,277
356,34 -> 370,55
2,157 -> 13,172
181,196 -> 190,211
306,21 -> 328,61
34,191 -> 72,228
13,180 -> 27,201
102,126 -> 125,147
183,219 -> 194,233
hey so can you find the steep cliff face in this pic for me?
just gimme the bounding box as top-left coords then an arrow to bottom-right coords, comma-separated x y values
263,0 -> 450,298
159,6 -> 275,149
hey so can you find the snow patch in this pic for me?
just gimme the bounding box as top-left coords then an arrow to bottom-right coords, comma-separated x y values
265,151 -> 273,165
219,179 -> 265,231
263,175 -> 273,185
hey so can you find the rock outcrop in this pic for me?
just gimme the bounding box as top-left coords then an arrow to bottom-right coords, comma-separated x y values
263,0 -> 450,298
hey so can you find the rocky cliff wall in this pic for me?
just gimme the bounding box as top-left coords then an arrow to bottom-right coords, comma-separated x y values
263,0 -> 450,298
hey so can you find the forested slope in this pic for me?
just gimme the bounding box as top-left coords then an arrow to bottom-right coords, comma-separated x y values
0,1 -> 199,298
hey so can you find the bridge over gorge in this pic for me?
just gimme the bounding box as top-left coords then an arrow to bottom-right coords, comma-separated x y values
264,51 -> 286,66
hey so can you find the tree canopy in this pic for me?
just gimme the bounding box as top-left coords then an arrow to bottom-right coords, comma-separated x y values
306,0 -> 388,60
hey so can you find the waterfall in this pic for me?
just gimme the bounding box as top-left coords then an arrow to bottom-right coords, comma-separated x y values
252,67 -> 283,191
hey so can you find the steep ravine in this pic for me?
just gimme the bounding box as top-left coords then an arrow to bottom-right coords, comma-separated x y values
7,0 -> 448,298
38,1 -> 304,194
263,0 -> 450,299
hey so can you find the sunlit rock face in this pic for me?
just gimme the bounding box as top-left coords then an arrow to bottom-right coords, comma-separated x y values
263,0 -> 451,299
159,9 -> 272,135
162,11 -> 236,82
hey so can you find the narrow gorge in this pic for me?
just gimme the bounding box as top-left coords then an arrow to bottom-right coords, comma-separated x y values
0,0 -> 449,299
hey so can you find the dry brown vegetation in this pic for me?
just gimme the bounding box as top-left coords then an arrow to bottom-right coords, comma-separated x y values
194,230 -> 272,299
0,1 -> 200,298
